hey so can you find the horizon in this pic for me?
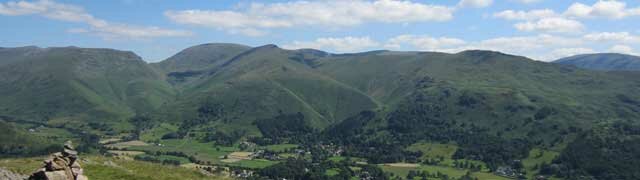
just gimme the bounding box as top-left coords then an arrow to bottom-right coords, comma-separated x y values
1,0 -> 640,62
3,42 -> 639,63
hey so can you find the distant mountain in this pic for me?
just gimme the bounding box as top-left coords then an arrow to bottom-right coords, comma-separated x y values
3,44 -> 640,179
554,53 -> 640,71
2,44 -> 639,139
0,46 -> 174,127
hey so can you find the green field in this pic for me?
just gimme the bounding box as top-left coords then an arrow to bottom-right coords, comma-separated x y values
125,138 -> 280,169
406,142 -> 458,159
139,123 -> 178,142
523,148 -> 560,179
230,159 -> 279,169
406,142 -> 488,170
262,144 -> 298,152
134,154 -> 191,164
126,139 -> 236,163
326,168 -> 340,176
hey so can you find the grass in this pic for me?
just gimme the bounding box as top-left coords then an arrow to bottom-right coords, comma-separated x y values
326,168 -> 340,176
406,142 -> 458,159
228,159 -> 278,169
0,155 -> 231,180
0,156 -> 43,174
135,154 -> 191,164
84,156 -> 227,180
328,156 -> 367,164
126,138 -> 280,169
261,144 -> 298,152
127,139 -> 236,163
523,148 -> 559,179
139,123 -> 178,142
406,142 -> 488,170
380,164 -> 509,180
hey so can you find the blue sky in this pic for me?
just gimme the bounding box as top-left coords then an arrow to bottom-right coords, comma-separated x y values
1,0 -> 640,62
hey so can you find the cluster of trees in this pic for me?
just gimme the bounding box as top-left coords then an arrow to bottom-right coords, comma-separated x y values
253,158 -> 389,180
87,122 -> 113,132
132,151 -> 197,166
384,89 -> 531,167
129,115 -> 154,139
133,155 -> 182,166
540,121 -> 640,180
200,130 -> 245,146
452,161 -> 483,172
404,170 -> 474,180
254,112 -> 314,143
177,101 -> 226,137
0,143 -> 61,157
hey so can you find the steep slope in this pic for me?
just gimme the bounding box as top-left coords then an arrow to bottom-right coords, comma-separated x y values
554,53 -> 640,71
0,46 -> 42,66
157,45 -> 378,135
0,47 -> 175,129
152,43 -> 251,86
316,50 -> 640,143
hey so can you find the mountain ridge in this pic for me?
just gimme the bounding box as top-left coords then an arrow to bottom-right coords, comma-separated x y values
554,53 -> 640,71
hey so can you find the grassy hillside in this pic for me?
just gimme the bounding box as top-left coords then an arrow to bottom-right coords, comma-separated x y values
316,50 -> 640,141
0,47 -> 175,132
3,44 -> 640,179
554,53 -> 640,71
152,43 -> 251,86
0,156 -> 230,180
156,45 -> 378,136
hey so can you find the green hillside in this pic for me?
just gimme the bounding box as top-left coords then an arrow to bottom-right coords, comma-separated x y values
554,53 -> 640,71
156,45 -> 378,136
317,50 -> 640,140
2,44 -> 640,179
0,47 -> 175,132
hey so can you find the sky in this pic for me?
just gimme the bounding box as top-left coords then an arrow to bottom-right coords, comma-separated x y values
1,0 -> 640,62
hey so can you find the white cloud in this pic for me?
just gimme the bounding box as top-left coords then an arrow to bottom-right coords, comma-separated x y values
514,17 -> 584,33
493,9 -> 557,20
385,35 -> 466,51
496,1 -> 640,33
283,33 -> 640,61
458,0 -> 493,8
511,0 -> 542,4
0,0 -> 191,39
564,1 -> 638,19
550,48 -> 596,59
165,0 -> 454,36
583,32 -> 640,43
405,34 -> 587,61
282,36 -> 380,53
609,45 -> 637,55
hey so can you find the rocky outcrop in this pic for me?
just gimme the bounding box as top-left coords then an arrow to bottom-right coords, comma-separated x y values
28,141 -> 88,180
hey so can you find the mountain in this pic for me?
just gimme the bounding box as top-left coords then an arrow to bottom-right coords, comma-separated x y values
317,50 -> 640,141
155,44 -> 379,135
152,43 -> 251,86
554,53 -> 640,71
3,44 -> 640,179
155,43 -> 251,73
0,46 -> 175,129
147,44 -> 640,145
3,44 -> 639,140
